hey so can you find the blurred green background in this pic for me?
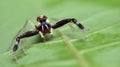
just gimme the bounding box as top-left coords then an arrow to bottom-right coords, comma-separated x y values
0,0 -> 120,67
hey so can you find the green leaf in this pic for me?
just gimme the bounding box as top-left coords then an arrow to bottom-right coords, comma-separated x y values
0,0 -> 120,67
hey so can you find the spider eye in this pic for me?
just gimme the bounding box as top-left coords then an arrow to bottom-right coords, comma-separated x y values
36,15 -> 48,22
36,17 -> 41,22
43,16 -> 47,19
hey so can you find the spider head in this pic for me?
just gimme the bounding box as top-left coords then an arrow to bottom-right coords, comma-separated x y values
36,15 -> 48,23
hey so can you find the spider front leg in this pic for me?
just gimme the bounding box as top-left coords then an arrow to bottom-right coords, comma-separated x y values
39,31 -> 46,42
13,30 -> 39,63
52,18 -> 86,39
10,20 -> 36,51
50,28 -> 54,38
52,18 -> 84,29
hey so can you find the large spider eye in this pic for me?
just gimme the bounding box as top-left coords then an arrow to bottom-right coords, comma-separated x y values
36,15 -> 48,22
42,16 -> 47,21
36,17 -> 40,22
43,16 -> 47,19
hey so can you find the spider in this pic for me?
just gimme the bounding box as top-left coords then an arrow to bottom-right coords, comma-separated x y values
13,15 -> 85,63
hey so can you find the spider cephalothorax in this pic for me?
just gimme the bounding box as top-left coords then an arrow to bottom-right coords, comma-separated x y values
13,15 -> 85,63
36,15 -> 48,22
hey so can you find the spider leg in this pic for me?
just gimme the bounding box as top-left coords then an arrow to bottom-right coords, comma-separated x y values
52,18 -> 84,30
50,28 -> 54,38
13,30 -> 39,62
21,20 -> 37,54
20,39 -> 26,55
9,21 -> 28,51
51,17 -> 75,31
52,18 -> 86,40
12,20 -> 38,63
67,23 -> 75,31
13,30 -> 39,52
9,20 -> 36,51
39,31 -> 46,42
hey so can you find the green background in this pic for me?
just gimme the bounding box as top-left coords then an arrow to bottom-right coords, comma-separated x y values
0,0 -> 120,67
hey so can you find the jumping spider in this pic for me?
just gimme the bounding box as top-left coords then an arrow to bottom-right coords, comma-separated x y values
13,15 -> 85,63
